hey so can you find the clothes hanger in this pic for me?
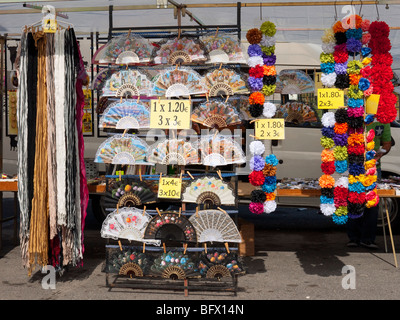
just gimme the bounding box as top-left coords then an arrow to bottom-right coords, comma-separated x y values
22,5 -> 74,32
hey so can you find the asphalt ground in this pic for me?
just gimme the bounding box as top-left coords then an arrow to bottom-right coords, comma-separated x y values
0,195 -> 399,313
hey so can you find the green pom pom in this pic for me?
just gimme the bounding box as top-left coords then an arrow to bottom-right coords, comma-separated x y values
320,53 -> 334,64
335,206 -> 348,216
261,84 -> 276,96
261,45 -> 275,55
347,85 -> 364,99
347,60 -> 363,74
260,21 -> 276,36
320,136 -> 335,149
333,146 -> 348,161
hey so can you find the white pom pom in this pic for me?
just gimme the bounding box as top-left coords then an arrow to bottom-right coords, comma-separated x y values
321,73 -> 337,88
335,176 -> 349,188
320,203 -> 336,216
260,35 -> 276,47
264,200 -> 277,214
322,42 -> 335,54
321,112 -> 336,127
263,102 -> 277,118
247,56 -> 264,68
249,140 -> 265,155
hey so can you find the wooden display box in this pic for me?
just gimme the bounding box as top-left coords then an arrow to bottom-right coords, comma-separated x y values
238,218 -> 255,257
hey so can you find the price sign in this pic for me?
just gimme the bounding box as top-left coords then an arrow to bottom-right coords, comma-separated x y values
317,88 -> 345,109
43,19 -> 57,33
157,177 -> 182,199
366,94 -> 380,114
150,99 -> 191,130
255,119 -> 285,140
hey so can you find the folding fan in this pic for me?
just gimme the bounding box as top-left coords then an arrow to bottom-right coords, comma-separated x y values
106,247 -> 151,276
147,138 -> 200,165
202,67 -> 248,96
149,251 -> 199,279
101,207 -> 161,246
275,70 -> 315,94
182,176 -> 236,206
143,212 -> 197,243
92,68 -> 119,92
92,33 -> 154,65
199,250 -> 246,276
94,134 -> 150,165
101,69 -> 154,97
102,178 -> 158,210
201,32 -> 246,64
193,134 -> 246,166
275,102 -> 318,124
99,99 -> 151,130
150,66 -> 207,97
189,209 -> 242,244
152,36 -> 208,65
191,99 -> 241,128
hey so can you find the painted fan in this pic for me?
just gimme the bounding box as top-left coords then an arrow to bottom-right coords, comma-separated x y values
101,207 -> 161,246
149,251 -> 199,279
194,134 -> 246,166
150,67 -> 207,97
143,212 -> 197,243
152,36 -> 208,65
202,67 -> 248,96
99,100 -> 151,129
201,32 -> 245,64
199,250 -> 246,277
182,176 -> 236,206
275,70 -> 315,94
191,100 -> 241,128
101,69 -> 154,97
92,68 -> 119,92
147,138 -> 200,165
92,33 -> 154,65
189,209 -> 242,243
105,246 -> 151,276
275,102 -> 318,124
102,178 -> 158,210
94,134 -> 150,165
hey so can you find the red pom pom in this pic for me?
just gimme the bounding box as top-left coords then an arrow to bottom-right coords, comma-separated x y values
334,186 -> 348,207
249,65 -> 264,78
249,170 -> 265,186
348,191 -> 366,204
369,21 -> 390,38
321,161 -> 335,175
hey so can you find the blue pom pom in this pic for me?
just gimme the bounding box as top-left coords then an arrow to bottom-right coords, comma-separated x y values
359,78 -> 370,91
335,160 -> 348,174
265,154 -> 279,166
321,63 -> 335,74
366,150 -> 376,161
332,214 -> 348,225
361,47 -> 371,57
320,196 -> 334,204
348,181 -> 366,193
347,98 -> 364,108
262,182 -> 276,193
364,114 -> 375,124
365,182 -> 377,191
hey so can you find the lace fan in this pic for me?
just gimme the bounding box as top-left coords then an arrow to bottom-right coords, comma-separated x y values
189,209 -> 242,243
101,69 -> 154,97
143,212 -> 197,243
191,100 -> 241,128
202,67 -> 248,96
152,36 -> 208,65
150,67 -> 207,97
92,33 -> 154,65
193,134 -> 246,167
275,70 -> 315,95
182,176 -> 236,206
201,32 -> 245,64
102,178 -> 158,210
99,100 -> 151,130
94,134 -> 150,165
147,138 -> 200,165
101,207 -> 161,246
275,102 -> 318,124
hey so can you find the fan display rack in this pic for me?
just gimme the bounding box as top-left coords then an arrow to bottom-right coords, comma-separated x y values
91,9 -> 249,295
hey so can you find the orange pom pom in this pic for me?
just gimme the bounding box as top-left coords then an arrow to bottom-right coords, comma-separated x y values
319,174 -> 335,188
334,123 -> 348,135
263,65 -> 277,76
321,149 -> 335,162
249,92 -> 265,105
333,21 -> 345,33
349,73 -> 362,85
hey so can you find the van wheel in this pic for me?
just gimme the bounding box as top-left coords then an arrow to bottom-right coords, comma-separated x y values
377,197 -> 400,233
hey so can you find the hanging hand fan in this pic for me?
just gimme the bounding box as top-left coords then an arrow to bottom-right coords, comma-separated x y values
152,36 -> 208,65
150,66 -> 207,97
202,67 -> 248,96
275,70 -> 315,94
105,246 -> 151,276
189,209 -> 242,243
99,99 -> 151,130
144,212 -> 197,243
92,33 -> 154,65
101,207 -> 161,246
147,138 -> 200,165
101,69 -> 154,97
201,32 -> 245,64
182,176 -> 236,206
199,250 -> 246,276
94,134 -> 150,165
92,68 -> 119,92
191,99 -> 241,128
149,251 -> 199,279
194,133 -> 246,167
275,102 -> 318,124
102,178 -> 158,211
